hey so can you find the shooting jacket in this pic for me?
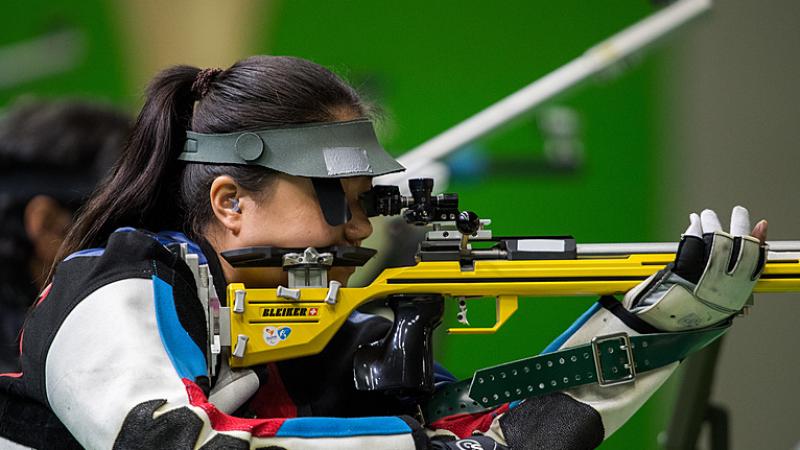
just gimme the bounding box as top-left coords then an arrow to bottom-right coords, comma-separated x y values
0,228 -> 672,449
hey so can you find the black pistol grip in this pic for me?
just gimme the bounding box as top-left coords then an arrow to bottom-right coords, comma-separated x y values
352,294 -> 444,395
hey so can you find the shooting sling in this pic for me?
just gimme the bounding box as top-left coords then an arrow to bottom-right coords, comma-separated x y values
423,323 -> 728,423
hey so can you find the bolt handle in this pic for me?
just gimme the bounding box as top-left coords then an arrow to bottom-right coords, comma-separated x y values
456,210 -> 481,236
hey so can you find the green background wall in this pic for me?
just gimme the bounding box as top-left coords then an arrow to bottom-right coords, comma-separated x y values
0,0 -> 127,105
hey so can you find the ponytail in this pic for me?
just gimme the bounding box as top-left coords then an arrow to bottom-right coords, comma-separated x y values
52,66 -> 201,277
50,56 -> 372,283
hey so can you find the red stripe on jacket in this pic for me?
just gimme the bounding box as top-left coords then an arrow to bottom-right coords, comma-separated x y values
183,379 -> 286,437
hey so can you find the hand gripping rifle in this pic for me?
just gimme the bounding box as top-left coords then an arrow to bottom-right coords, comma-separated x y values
213,178 -> 800,411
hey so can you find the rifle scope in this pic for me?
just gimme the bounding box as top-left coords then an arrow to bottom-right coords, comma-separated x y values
359,178 -> 459,225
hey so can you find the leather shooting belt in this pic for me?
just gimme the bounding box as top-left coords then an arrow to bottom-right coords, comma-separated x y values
422,325 -> 728,424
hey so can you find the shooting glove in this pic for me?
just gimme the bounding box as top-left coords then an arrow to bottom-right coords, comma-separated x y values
626,206 -> 767,331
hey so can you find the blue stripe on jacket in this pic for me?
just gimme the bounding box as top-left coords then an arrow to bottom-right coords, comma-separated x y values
276,417 -> 412,437
541,301 -> 602,354
152,275 -> 208,380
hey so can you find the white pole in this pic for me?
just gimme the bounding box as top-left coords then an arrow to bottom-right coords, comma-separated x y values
379,0 -> 712,183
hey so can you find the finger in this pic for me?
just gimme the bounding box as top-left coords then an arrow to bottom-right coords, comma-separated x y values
730,205 -> 751,236
751,219 -> 768,244
700,209 -> 723,234
684,213 -> 702,238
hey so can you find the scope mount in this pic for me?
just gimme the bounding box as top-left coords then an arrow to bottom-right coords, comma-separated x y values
361,178 -> 578,267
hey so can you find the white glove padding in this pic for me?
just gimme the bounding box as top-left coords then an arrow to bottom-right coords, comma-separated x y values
626,206 -> 767,331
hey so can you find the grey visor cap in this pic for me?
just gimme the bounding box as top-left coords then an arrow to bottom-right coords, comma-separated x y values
179,119 -> 405,178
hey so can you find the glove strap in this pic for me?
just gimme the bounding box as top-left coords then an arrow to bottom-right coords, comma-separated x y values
423,324 -> 728,423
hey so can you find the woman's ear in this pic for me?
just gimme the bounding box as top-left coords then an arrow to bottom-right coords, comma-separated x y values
210,175 -> 242,235
24,195 -> 72,264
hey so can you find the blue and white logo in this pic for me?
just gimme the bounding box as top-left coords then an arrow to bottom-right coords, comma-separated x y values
263,326 -> 292,346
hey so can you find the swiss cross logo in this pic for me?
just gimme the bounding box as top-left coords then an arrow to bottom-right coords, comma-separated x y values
308,307 -> 319,316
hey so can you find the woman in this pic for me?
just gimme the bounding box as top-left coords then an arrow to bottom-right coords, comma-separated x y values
0,56 -> 767,450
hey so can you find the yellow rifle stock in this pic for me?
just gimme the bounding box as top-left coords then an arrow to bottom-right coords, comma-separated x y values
225,251 -> 800,368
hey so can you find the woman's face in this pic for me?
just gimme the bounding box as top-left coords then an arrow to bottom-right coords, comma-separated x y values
209,173 -> 374,287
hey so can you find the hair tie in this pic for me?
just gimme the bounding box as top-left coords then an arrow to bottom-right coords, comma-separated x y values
191,68 -> 223,99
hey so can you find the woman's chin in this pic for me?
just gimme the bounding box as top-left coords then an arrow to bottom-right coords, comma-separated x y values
329,266 -> 355,286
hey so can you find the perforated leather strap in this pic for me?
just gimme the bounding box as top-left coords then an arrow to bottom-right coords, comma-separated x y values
423,325 -> 728,423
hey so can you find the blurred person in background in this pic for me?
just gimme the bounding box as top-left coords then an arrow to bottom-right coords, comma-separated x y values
0,99 -> 130,373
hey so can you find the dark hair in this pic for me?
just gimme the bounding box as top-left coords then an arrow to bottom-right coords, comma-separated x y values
0,99 -> 130,265
55,56 -> 370,275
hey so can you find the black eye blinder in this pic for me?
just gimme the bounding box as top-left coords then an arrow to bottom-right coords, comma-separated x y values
311,177 -> 352,226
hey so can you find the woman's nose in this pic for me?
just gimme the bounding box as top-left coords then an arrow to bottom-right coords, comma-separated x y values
344,204 -> 373,246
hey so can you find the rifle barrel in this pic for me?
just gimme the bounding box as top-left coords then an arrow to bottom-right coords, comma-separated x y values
576,241 -> 800,258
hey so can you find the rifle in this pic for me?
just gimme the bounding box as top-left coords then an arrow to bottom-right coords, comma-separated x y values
213,179 -> 800,396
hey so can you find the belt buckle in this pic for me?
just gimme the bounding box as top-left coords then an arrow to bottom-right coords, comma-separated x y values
591,332 -> 636,387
